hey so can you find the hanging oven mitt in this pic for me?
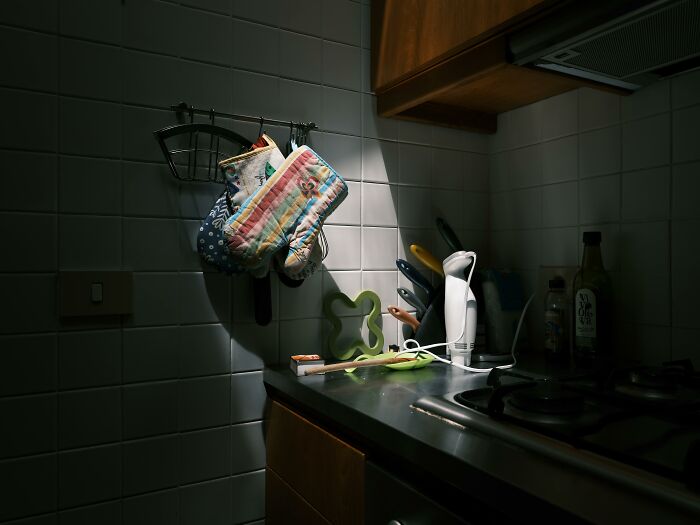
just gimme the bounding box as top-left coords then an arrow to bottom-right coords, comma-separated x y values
220,134 -> 285,213
197,191 -> 244,275
223,146 -> 347,276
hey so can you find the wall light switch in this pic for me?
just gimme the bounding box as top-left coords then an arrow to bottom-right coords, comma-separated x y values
59,271 -> 133,317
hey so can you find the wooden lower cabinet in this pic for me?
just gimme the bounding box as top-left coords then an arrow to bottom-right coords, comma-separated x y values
266,401 -> 365,525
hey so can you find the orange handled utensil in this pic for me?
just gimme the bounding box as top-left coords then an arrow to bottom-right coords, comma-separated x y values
410,244 -> 444,277
387,305 -> 421,331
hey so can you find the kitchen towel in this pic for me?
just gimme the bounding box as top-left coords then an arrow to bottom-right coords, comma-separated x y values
223,145 -> 347,276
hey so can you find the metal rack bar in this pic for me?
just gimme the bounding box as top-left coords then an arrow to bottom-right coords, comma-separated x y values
171,101 -> 317,131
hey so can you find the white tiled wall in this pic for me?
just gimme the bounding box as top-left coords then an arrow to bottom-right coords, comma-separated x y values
0,1 -> 488,524
490,71 -> 700,365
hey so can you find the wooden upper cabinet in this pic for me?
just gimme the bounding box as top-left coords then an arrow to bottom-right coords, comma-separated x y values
371,0 -> 621,133
371,0 -> 549,91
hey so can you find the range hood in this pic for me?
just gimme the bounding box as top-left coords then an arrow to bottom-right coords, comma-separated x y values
510,0 -> 700,90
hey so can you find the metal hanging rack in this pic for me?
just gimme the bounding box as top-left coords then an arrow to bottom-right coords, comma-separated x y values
153,101 -> 317,184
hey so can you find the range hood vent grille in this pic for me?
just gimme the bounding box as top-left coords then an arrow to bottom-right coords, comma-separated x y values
544,0 -> 700,80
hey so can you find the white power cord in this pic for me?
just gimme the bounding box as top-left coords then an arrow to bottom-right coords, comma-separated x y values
397,283 -> 535,374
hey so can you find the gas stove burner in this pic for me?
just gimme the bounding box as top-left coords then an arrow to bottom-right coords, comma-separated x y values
615,366 -> 686,402
508,383 -> 585,415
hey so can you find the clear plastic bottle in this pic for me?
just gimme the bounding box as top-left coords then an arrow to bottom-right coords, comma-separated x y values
573,231 -> 613,363
544,277 -> 568,361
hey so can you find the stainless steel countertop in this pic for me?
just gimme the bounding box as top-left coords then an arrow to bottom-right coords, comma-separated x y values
264,360 -> 700,524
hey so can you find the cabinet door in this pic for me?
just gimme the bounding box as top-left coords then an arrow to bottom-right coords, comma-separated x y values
267,401 -> 365,525
266,467 -> 330,525
365,461 -> 469,525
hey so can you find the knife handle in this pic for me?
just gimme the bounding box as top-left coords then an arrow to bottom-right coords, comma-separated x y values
396,258 -> 435,303
436,217 -> 464,252
410,244 -> 444,277
387,305 -> 421,331
397,287 -> 427,319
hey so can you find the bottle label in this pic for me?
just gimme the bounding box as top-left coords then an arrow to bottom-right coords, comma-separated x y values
544,310 -> 563,351
575,289 -> 596,338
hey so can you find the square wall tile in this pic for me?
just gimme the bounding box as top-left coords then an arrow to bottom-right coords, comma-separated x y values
463,192 -> 489,232
672,162 -> 700,220
508,145 -> 543,190
327,180 -> 361,225
431,148 -> 464,190
129,273 -> 180,327
233,19 -> 278,75
124,0 -> 181,55
315,132 -> 362,181
622,167 -> 670,221
672,327 -> 700,367
123,490 -> 178,525
579,88 -> 620,131
671,68 -> 700,108
398,186 -> 431,229
0,395 -> 55,459
541,90 -> 578,140
179,272 -> 230,325
59,156 -> 121,215
672,220 -> 700,328
1,151 -> 57,213
322,0 -> 361,46
58,330 -> 121,389
123,436 -> 178,496
177,7 -> 232,66
58,388 -> 120,449
279,31 -> 322,83
673,105 -> 700,163
59,501 -> 120,525
362,227 -> 397,270
622,113 -> 670,171
179,375 -> 231,431
507,103 -> 541,148
579,174 -> 620,225
123,107 -> 180,163
179,477 -> 232,525
179,427 -> 231,484
279,79 -> 321,123
59,445 -> 121,508
363,94 -> 398,140
123,327 -> 179,384
0,274 -> 57,334
321,225 -> 361,270
0,334 -> 56,396
279,318 -> 324,359
0,455 -> 56,522
542,181 -> 578,228
232,321 -> 279,371
0,88 -> 57,151
231,421 -> 265,474
398,228 -> 435,271
361,271 -> 398,312
363,138 -> 398,183
621,80 -> 670,121
123,382 -> 178,439
177,61 -> 233,114
123,50 -> 179,107
323,270 -> 364,314
541,227 -> 579,267
542,135 -> 577,184
398,143 -> 432,187
619,221 -> 669,325
579,126 -> 621,178
59,38 -> 121,101
363,182 -> 398,227
59,215 -> 121,270
0,213 -> 56,272
432,189 -> 463,234
324,41 -> 361,91
279,270 -> 323,319
463,152 -> 489,191
323,87 -> 362,136
123,162 -> 179,217
123,218 -> 180,272
230,470 -> 265,524
233,70 -> 280,121
398,120 -> 433,146
60,0 -> 121,44
231,371 -> 266,423
1,27 -> 57,92
59,98 -> 121,158
179,324 -> 231,377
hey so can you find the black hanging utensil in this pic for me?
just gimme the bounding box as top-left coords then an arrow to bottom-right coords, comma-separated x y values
252,273 -> 273,326
396,258 -> 436,304
436,217 -> 464,253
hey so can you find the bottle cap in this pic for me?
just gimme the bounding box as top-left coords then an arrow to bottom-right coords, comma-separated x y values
549,277 -> 565,289
582,231 -> 601,245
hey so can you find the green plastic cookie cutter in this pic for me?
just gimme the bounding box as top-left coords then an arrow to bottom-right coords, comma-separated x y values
323,290 -> 384,360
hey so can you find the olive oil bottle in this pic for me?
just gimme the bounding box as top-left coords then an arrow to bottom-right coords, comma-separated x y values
573,232 -> 613,363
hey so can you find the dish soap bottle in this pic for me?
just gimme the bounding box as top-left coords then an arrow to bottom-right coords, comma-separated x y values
544,277 -> 568,362
573,231 -> 613,363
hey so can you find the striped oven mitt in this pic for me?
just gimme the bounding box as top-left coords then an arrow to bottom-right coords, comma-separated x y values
197,135 -> 284,277
223,146 -> 347,276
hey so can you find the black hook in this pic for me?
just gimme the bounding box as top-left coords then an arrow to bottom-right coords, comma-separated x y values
209,108 -> 215,125
258,116 -> 264,138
